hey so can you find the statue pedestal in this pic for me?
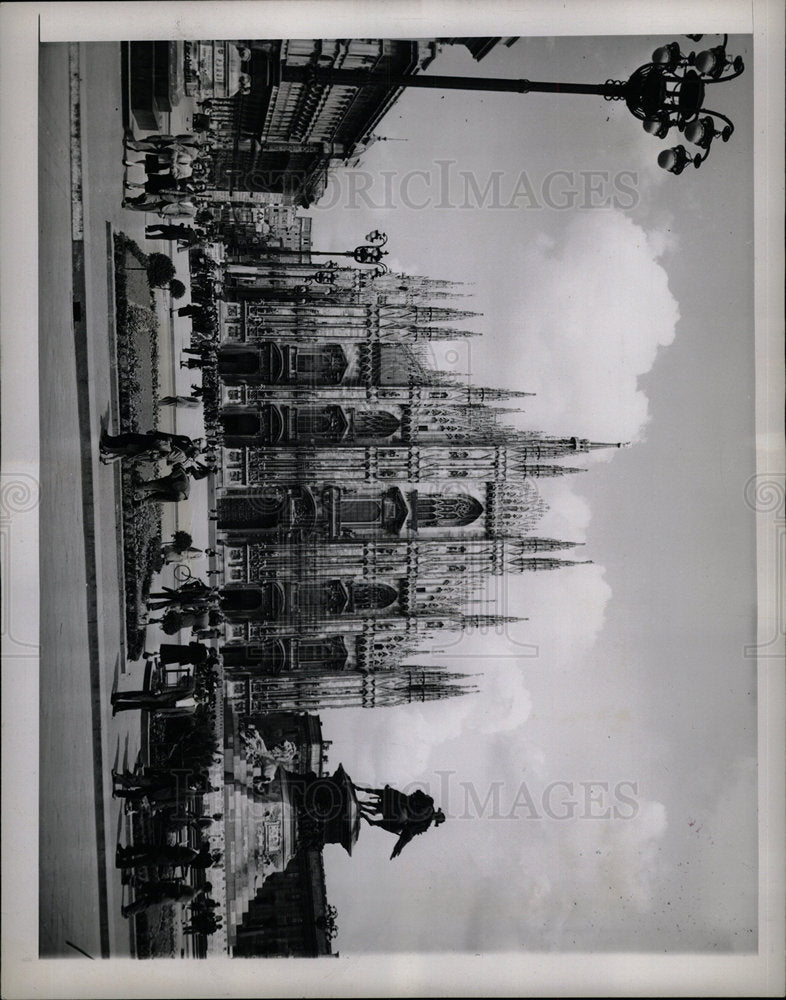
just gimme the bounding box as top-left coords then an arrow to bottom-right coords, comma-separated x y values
292,764 -> 361,855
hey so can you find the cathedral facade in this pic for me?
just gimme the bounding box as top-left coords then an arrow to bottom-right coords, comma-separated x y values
211,259 -> 621,710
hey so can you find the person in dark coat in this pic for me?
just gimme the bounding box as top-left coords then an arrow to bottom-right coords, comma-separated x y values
99,430 -> 173,464
110,674 -> 196,714
153,432 -> 203,457
133,463 -> 190,504
100,430 -> 201,463
111,767 -> 199,798
146,580 -> 217,611
149,641 -> 211,667
146,608 -> 212,633
111,768 -> 171,794
183,912 -> 222,935
145,223 -> 201,244
177,303 -> 206,318
116,841 -> 221,871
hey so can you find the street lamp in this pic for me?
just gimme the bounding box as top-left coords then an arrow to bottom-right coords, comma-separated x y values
657,145 -> 701,176
279,33 -> 745,175
635,35 -> 742,172
260,230 -> 391,277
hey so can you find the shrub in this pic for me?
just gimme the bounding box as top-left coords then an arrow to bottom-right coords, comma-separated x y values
147,253 -> 177,288
171,530 -> 194,552
169,278 -> 187,300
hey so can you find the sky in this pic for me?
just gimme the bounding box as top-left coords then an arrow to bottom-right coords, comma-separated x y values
304,34 -> 758,954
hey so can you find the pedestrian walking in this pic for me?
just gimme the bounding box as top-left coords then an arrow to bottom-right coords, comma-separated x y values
160,537 -> 204,564
111,674 -> 197,714
133,463 -> 191,504
145,223 -> 200,243
158,394 -> 201,408
147,607 -> 212,633
116,841 -> 221,871
99,430 -> 175,464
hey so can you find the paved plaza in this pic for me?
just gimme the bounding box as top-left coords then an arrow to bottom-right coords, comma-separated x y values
38,42 -> 205,958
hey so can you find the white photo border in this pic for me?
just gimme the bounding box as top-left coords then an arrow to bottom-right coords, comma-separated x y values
2,1 -> 783,996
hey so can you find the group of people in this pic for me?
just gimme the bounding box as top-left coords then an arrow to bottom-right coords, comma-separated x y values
162,247 -> 224,440
180,342 -> 218,371
99,429 -> 213,504
146,578 -> 219,612
174,248 -> 225,442
122,129 -> 216,221
113,137 -> 234,934
149,607 -> 225,640
112,639 -> 221,715
143,579 -> 226,636
113,762 -> 223,923
113,765 -> 219,812
145,222 -> 210,251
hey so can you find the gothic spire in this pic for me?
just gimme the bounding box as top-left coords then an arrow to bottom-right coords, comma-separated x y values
512,557 -> 593,570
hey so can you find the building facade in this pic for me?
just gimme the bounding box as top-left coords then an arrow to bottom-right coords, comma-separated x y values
232,847 -> 334,957
206,201 -> 313,260
202,39 -> 438,205
207,259 -> 622,710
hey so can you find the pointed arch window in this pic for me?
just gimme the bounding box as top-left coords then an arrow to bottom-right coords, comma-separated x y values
296,637 -> 348,670
416,493 -> 483,528
293,344 -> 347,385
295,405 -> 348,441
350,582 -> 399,611
353,410 -> 400,439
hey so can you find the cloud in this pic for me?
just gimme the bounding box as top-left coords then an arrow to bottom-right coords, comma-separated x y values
326,563 -> 614,780
491,210 -> 680,444
507,562 -> 613,662
327,658 -> 534,786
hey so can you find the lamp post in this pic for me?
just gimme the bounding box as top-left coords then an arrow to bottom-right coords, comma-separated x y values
278,34 -> 744,174
226,233 -> 390,302
257,230 -> 391,277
